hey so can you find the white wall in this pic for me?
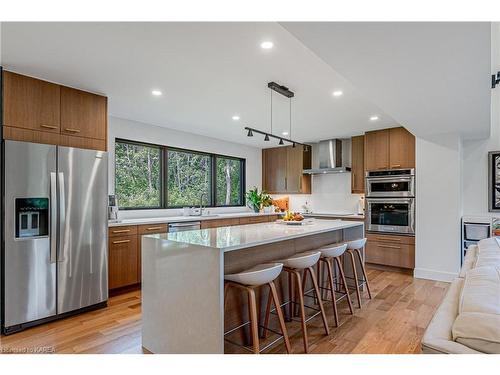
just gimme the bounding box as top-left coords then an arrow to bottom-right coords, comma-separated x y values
277,173 -> 363,214
415,135 -> 463,282
108,116 -> 262,219
462,23 -> 500,217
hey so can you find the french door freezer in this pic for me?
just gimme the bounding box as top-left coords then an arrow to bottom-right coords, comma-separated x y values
2,140 -> 108,332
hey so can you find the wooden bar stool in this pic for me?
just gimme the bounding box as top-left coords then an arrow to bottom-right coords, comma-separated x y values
315,243 -> 354,327
345,238 -> 372,308
263,251 -> 329,353
224,263 -> 291,354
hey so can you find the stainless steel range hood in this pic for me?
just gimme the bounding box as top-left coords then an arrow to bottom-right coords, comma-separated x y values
303,139 -> 351,174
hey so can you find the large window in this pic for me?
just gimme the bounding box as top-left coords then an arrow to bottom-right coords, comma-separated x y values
167,149 -> 212,208
215,156 -> 243,206
115,141 -> 161,208
115,139 -> 245,209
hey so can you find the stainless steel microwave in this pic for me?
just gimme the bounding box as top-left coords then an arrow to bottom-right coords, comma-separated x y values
365,169 -> 415,198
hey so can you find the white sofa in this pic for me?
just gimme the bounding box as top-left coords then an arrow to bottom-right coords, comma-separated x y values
421,238 -> 500,354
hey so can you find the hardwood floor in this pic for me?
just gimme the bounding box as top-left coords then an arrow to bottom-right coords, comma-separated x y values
0,268 -> 448,354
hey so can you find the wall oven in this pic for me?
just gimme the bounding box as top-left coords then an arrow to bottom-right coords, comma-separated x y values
366,197 -> 415,235
366,169 -> 415,197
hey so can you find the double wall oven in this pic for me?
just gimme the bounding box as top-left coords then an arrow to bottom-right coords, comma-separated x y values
365,169 -> 415,235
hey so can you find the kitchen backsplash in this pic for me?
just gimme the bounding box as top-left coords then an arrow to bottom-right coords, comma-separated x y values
273,172 -> 363,213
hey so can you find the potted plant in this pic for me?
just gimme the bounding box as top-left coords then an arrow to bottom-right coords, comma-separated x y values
246,187 -> 270,213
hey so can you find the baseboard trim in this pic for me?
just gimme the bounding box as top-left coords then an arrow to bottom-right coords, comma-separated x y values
413,268 -> 457,282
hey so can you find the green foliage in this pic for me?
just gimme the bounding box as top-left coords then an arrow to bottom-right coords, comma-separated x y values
115,142 -> 161,208
216,157 -> 242,206
167,150 -> 211,207
246,187 -> 269,212
115,141 -> 244,209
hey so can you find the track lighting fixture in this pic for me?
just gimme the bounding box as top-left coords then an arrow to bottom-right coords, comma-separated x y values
247,129 -> 253,137
279,138 -> 284,145
264,134 -> 270,141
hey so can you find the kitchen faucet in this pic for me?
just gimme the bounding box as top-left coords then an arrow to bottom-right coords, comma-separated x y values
199,192 -> 207,216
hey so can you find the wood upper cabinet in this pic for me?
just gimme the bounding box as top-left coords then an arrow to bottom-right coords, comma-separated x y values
262,147 -> 287,193
262,146 -> 311,194
389,127 -> 415,169
364,127 -> 415,171
364,129 -> 389,171
3,71 -> 61,133
60,86 -> 107,140
351,135 -> 365,194
2,71 -> 107,151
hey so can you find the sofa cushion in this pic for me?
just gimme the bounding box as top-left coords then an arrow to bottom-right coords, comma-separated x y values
478,237 -> 500,253
452,266 -> 500,354
421,278 -> 481,354
459,245 -> 478,278
475,253 -> 500,269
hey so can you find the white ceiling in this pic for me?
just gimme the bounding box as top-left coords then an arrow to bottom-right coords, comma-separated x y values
0,22 -> 397,148
282,22 -> 492,140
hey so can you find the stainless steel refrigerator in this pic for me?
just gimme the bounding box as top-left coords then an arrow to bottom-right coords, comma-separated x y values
1,140 -> 108,334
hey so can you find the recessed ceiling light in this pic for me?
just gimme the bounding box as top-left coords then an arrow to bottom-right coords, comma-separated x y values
232,115 -> 240,121
370,115 -> 379,121
260,41 -> 274,49
332,90 -> 343,97
282,131 -> 289,136
151,90 -> 162,96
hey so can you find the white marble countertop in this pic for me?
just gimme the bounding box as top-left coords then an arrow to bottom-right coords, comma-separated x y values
146,219 -> 363,252
108,211 -> 279,227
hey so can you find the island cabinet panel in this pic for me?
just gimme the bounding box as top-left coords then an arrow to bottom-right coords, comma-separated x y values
389,127 -> 415,169
262,146 -> 311,194
364,129 -> 390,171
365,233 -> 415,269
3,71 -> 61,133
351,135 -> 365,193
108,235 -> 139,289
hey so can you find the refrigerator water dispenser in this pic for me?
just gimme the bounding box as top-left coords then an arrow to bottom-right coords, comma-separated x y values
15,198 -> 49,238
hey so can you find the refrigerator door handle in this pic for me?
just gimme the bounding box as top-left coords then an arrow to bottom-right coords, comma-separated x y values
57,172 -> 67,262
50,172 -> 57,264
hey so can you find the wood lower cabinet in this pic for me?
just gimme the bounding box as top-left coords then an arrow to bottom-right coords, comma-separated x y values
2,71 -> 107,151
3,71 -> 61,134
108,215 -> 278,293
108,235 -> 139,289
365,233 -> 415,269
351,135 -> 365,193
262,146 -> 311,194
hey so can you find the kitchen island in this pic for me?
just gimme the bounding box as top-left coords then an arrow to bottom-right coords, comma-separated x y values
141,219 -> 364,354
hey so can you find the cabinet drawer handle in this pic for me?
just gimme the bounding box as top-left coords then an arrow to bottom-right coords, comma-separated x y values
375,237 -> 401,242
112,239 -> 131,244
146,226 -> 163,231
40,124 -> 58,130
391,164 -> 401,168
112,229 -> 130,233
64,128 -> 81,133
377,244 -> 401,249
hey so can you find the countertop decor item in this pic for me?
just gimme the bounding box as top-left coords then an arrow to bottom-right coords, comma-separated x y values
246,187 -> 270,213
